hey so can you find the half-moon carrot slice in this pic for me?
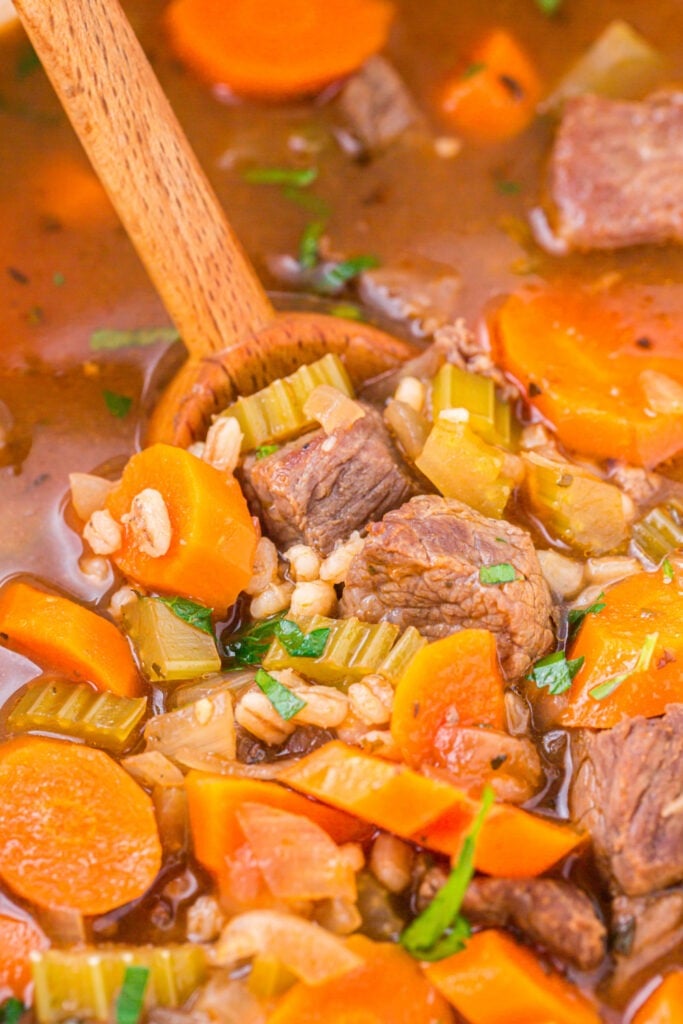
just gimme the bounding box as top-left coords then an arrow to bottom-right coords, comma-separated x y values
0,912 -> 48,1001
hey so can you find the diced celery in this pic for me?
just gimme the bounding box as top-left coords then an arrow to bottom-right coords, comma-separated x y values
523,453 -> 630,556
8,680 -> 146,754
123,597 -> 221,683
219,353 -> 354,452
376,626 -> 428,684
431,364 -> 514,449
31,945 -> 207,1024
247,955 -> 297,999
415,418 -> 514,518
632,498 -> 683,564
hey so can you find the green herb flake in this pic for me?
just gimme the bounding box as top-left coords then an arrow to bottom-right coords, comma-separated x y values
0,999 -> 25,1024
90,326 -> 180,351
103,390 -> 132,419
256,667 -> 307,720
274,619 -> 330,658
315,255 -> 379,294
590,632 -> 659,701
567,593 -> 606,636
255,444 -> 280,460
16,45 -> 41,80
223,615 -> 285,666
243,166 -> 318,188
298,219 -> 326,269
281,185 -> 331,217
663,557 -> 675,582
158,596 -> 213,635
116,965 -> 149,1024
479,563 -> 516,586
401,787 -> 494,961
529,650 -> 584,696
496,179 -> 522,196
330,302 -> 365,321
52,271 -> 65,287
534,0 -> 562,14
463,61 -> 486,79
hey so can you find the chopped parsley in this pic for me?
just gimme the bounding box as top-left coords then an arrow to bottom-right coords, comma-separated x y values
222,615 -> 285,666
298,219 -> 327,269
255,444 -> 280,460
314,254 -> 379,295
479,563 -> 516,586
567,593 -> 606,637
663,557 -> 675,582
590,632 -> 659,701
534,0 -> 562,14
158,596 -> 213,635
401,787 -> 494,961
52,271 -> 65,287
242,165 -> 318,188
275,618 -> 330,658
256,667 -> 307,720
330,302 -> 365,321
90,326 -> 180,351
463,61 -> 486,79
529,650 -> 584,695
16,45 -> 41,80
0,1000 -> 25,1024
103,390 -> 132,419
281,185 -> 331,217
495,178 -> 522,196
115,966 -> 149,1024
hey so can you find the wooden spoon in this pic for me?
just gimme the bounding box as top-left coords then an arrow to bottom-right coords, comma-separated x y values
14,0 -> 416,445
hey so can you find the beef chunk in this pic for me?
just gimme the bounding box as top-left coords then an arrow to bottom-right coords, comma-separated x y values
570,706 -> 683,896
340,494 -> 554,678
358,259 -> 461,339
540,92 -> 683,251
335,56 -> 423,156
462,877 -> 606,970
609,888 -> 683,1003
240,404 -> 419,555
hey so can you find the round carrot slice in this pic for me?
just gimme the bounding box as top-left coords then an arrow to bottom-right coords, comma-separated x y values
164,0 -> 395,100
0,912 -> 48,1000
0,737 -> 161,915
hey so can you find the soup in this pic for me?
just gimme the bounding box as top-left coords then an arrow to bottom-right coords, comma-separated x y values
2,0 -> 683,1020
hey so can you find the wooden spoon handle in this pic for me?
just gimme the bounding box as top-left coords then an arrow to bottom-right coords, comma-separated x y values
14,0 -> 275,356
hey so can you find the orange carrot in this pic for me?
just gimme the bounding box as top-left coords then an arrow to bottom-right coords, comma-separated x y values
441,30 -> 542,142
0,579 -> 142,697
106,443 -> 257,611
494,284 -> 683,468
280,740 -> 472,837
0,737 -> 161,915
415,800 -> 584,878
165,0 -> 394,101
391,629 -> 506,769
559,566 -> 683,728
425,929 -> 601,1024
632,971 -> 683,1024
0,912 -> 48,1001
268,934 -> 454,1024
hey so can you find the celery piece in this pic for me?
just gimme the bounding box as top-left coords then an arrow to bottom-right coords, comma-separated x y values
123,596 -> 221,683
632,499 -> 683,564
431,365 -> 513,448
8,679 -> 146,754
31,945 -> 207,1024
263,615 -> 399,686
219,353 -> 354,452
415,419 -> 513,519
247,955 -> 297,999
522,453 -> 630,557
376,626 -> 428,684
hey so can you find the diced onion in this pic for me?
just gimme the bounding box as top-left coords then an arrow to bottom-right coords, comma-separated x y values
302,385 -> 365,434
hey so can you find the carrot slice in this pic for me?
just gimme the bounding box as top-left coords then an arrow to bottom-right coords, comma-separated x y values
0,737 -> 161,914
632,971 -> 683,1024
279,741 -> 471,837
165,0 -> 394,101
106,443 -> 257,611
560,566 -> 683,728
267,934 -> 454,1024
391,629 -> 506,768
441,30 -> 542,142
0,912 -> 48,1001
425,929 -> 601,1024
0,580 -> 142,697
494,284 -> 683,468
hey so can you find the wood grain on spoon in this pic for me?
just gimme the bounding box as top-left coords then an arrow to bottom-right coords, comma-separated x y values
13,0 -> 275,356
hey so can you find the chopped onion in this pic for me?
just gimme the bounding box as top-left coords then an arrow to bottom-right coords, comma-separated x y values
302,385 -> 365,434
641,369 -> 683,415
169,749 -> 297,779
537,549 -> 585,599
191,975 -> 266,1024
123,751 -> 185,789
68,472 -> 116,521
383,399 -> 430,460
173,671 -> 257,709
145,690 -> 236,761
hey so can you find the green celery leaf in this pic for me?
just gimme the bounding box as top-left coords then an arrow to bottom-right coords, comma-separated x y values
401,787 -> 494,961
90,327 -> 180,351
663,557 -> 675,582
529,650 -> 584,695
115,965 -> 149,1024
479,563 -> 517,585
255,444 -> 280,460
158,596 -> 213,635
274,619 -> 331,658
103,390 -> 132,419
255,667 -> 307,720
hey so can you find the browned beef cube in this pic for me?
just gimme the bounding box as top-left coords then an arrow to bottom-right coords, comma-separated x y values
339,494 -> 554,679
540,92 -> 683,251
610,887 -> 683,1003
570,706 -> 683,896
335,56 -> 423,156
240,404 -> 419,555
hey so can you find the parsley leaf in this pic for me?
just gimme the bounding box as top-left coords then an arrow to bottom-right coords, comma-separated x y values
663,557 -> 675,582
330,302 -> 365,321
567,593 -> 606,637
589,632 -> 659,701
115,966 -> 149,1024
103,390 -> 132,418
90,326 -> 179,351
479,563 -> 516,585
16,45 -> 41,80
314,254 -> 379,295
274,619 -> 331,658
281,185 -> 331,217
495,179 -> 521,196
256,667 -> 307,720
243,166 -> 318,188
529,650 -> 584,695
255,444 -> 280,460
534,0 -> 562,14
463,61 -> 486,79
158,596 -> 213,635
401,787 -> 494,961
222,615 -> 285,666
298,219 -> 327,269
0,1000 -> 25,1024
